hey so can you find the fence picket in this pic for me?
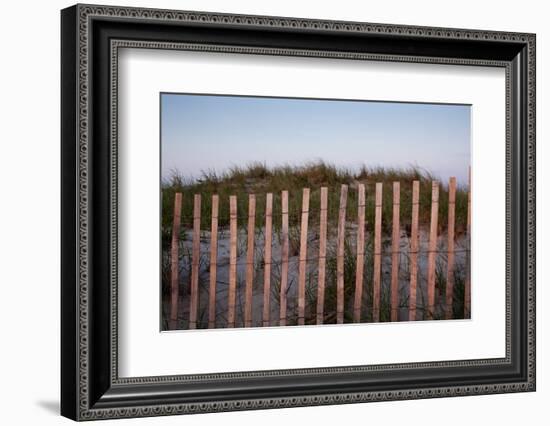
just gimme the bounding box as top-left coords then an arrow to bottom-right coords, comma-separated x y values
169,192 -> 182,330
244,194 -> 256,327
427,181 -> 439,319
336,184 -> 348,324
280,191 -> 289,326
298,188 -> 310,325
189,194 -> 201,329
445,177 -> 457,319
391,182 -> 401,322
409,181 -> 420,321
227,195 -> 238,328
208,195 -> 219,328
465,168 -> 471,318
373,183 -> 383,322
262,193 -> 273,327
316,187 -> 328,325
353,184 -> 366,323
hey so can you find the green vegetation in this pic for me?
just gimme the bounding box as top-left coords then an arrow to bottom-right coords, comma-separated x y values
161,162 -> 469,243
161,162 -> 471,328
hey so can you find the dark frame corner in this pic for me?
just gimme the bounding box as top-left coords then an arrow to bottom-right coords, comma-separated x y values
61,3 -> 535,421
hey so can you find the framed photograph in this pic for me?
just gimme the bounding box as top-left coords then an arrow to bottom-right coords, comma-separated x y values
61,4 -> 536,421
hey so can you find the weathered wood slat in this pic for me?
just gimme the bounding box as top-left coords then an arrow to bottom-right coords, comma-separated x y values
298,188 -> 310,325
227,195 -> 238,328
465,167 -> 471,318
409,181 -> 420,321
373,183 -> 383,322
445,177 -> 457,320
169,192 -> 182,330
208,195 -> 219,329
391,182 -> 400,322
244,194 -> 256,327
427,181 -> 439,319
353,184 -> 366,323
189,194 -> 201,329
316,187 -> 328,325
336,184 -> 348,324
279,191 -> 289,326
262,193 -> 273,327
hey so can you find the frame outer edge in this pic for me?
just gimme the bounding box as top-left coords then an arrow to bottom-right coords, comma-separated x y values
61,4 -> 80,422
527,34 -> 536,390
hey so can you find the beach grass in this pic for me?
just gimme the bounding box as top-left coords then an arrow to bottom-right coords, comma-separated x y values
161,161 -> 469,247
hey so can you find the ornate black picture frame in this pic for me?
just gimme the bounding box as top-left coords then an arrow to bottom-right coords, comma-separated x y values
61,4 -> 535,421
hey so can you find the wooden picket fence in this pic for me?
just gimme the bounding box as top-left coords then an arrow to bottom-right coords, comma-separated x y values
168,175 -> 471,330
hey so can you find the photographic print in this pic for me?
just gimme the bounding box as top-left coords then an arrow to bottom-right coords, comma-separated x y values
161,93 -> 471,331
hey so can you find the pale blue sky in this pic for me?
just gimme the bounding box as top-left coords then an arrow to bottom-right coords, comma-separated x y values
161,93 -> 471,184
